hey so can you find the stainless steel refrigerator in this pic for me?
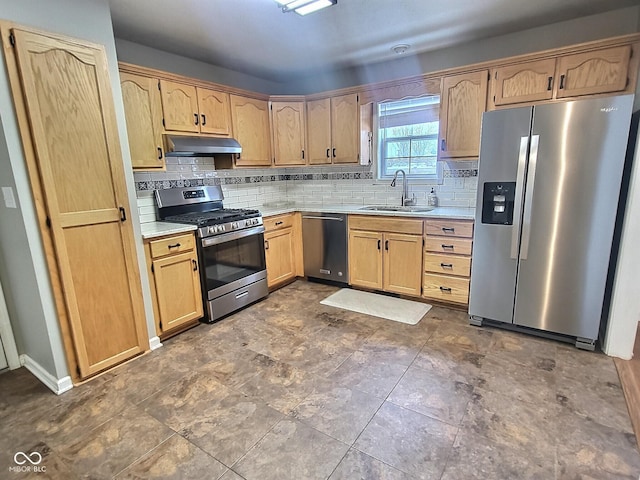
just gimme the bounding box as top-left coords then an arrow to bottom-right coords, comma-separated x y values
469,95 -> 634,350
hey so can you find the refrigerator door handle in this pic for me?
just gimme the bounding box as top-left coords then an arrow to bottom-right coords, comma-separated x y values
510,136 -> 529,259
520,134 -> 540,260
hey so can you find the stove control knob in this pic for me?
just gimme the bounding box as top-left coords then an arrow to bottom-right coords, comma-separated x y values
208,226 -> 214,234
220,225 -> 225,232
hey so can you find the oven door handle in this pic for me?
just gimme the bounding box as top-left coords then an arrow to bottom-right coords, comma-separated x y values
201,226 -> 265,247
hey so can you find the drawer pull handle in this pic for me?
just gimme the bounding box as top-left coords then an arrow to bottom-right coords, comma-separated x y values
559,74 -> 565,90
168,243 -> 181,249
385,240 -> 389,251
201,114 -> 206,126
157,147 -> 163,159
264,240 -> 269,250
439,286 -> 452,292
236,291 -> 249,299
194,113 -> 199,125
442,227 -> 455,233
377,239 -> 381,250
192,259 -> 198,271
275,221 -> 283,226
326,148 -> 330,158
442,244 -> 454,249
440,263 -> 453,268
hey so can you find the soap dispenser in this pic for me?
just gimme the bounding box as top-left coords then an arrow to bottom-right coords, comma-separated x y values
428,187 -> 438,207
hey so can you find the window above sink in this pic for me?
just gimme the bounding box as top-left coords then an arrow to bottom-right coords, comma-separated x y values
376,95 -> 443,183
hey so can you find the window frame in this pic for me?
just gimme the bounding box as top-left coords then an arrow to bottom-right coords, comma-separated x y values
375,95 -> 443,183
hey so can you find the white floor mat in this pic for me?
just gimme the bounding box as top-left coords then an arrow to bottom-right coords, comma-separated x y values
320,289 -> 432,325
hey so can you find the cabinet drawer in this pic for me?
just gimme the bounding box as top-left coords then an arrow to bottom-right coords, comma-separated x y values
349,215 -> 423,235
424,237 -> 472,256
423,274 -> 470,305
149,233 -> 195,259
425,219 -> 473,238
424,253 -> 471,277
264,213 -> 294,232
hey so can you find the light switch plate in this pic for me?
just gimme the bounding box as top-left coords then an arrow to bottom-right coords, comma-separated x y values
2,187 -> 17,209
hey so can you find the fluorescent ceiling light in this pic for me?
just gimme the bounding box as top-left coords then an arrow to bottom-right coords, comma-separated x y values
275,0 -> 337,16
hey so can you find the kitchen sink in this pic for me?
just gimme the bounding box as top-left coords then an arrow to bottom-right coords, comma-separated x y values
359,205 -> 435,213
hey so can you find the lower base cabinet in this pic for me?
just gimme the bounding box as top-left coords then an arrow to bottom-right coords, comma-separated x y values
145,232 -> 203,338
264,213 -> 303,288
423,219 -> 474,306
348,216 -> 423,297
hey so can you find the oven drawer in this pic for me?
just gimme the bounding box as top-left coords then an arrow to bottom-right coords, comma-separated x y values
423,273 -> 470,304
264,214 -> 294,232
150,233 -> 195,258
424,253 -> 471,277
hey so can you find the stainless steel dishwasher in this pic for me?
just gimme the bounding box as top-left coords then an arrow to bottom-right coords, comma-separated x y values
301,212 -> 348,283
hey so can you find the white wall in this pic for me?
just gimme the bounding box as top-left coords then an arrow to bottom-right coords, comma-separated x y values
0,0 -> 155,385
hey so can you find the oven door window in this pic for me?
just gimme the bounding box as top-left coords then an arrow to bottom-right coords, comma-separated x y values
202,233 -> 266,291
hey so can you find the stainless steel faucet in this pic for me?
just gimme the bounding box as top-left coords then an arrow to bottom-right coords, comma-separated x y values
391,169 -> 416,206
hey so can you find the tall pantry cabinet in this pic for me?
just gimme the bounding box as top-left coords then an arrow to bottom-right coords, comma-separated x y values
1,26 -> 149,380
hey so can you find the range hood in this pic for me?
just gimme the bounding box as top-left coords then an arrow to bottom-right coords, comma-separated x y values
165,135 -> 242,157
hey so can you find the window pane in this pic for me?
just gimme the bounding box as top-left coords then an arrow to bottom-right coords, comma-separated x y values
377,95 -> 441,180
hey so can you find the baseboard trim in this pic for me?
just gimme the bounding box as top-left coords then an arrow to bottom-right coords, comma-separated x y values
149,336 -> 163,351
20,354 -> 73,395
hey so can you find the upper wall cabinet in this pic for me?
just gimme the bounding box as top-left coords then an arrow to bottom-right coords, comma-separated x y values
271,101 -> 306,166
492,59 -> 556,106
490,45 -> 633,108
230,95 -> 272,167
307,98 -> 332,164
160,80 -> 232,135
120,72 -> 165,169
439,71 -> 488,159
307,93 -> 360,165
555,45 -> 631,99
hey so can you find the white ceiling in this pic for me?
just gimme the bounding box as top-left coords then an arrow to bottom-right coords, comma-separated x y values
108,0 -> 638,83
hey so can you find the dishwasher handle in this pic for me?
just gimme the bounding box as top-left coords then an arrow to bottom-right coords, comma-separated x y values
301,215 -> 344,221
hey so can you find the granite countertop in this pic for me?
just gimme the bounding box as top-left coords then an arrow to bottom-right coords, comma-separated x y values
259,204 -> 476,220
140,221 -> 197,240
140,204 -> 475,239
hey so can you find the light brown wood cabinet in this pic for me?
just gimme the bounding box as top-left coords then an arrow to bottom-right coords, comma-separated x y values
491,45 -> 633,107
160,80 -> 232,135
555,45 -> 631,99
6,27 -> 149,379
423,218 -> 474,306
307,94 -> 360,164
271,101 -> 306,166
439,71 -> 488,159
230,95 -> 272,167
264,213 -> 303,288
120,72 -> 165,169
348,216 -> 423,297
492,59 -> 556,106
145,232 -> 203,338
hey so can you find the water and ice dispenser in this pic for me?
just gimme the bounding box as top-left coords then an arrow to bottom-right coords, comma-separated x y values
481,182 -> 516,225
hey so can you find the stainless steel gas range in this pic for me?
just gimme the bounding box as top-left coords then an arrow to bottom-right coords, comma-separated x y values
156,186 -> 268,323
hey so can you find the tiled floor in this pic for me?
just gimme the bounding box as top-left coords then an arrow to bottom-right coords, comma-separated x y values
1,280 -> 639,479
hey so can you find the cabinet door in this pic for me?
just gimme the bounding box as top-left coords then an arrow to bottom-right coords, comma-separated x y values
153,251 -> 203,332
439,71 -> 488,158
265,228 -> 296,287
160,80 -> 199,133
11,29 -> 148,377
271,101 -> 306,166
230,95 -> 272,166
331,93 -> 360,163
120,73 -> 165,169
555,45 -> 631,98
383,233 -> 423,296
348,230 -> 383,290
493,59 -> 556,106
197,87 -> 231,136
307,98 -> 332,164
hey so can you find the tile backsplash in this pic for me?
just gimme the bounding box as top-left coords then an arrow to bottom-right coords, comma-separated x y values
134,156 -> 477,224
